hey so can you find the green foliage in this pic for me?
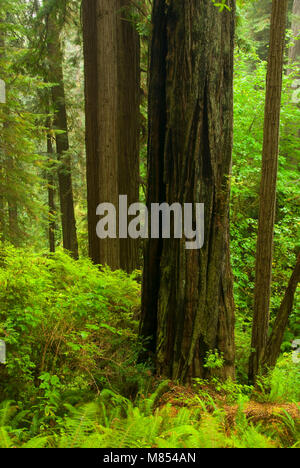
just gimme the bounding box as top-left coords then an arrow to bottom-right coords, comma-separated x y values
0,244 -> 146,401
0,0 -> 299,450
210,0 -> 231,12
270,354 -> 300,402
204,350 -> 225,370
230,397 -> 275,448
275,408 -> 300,448
232,47 -> 300,382
0,2 -> 49,246
254,353 -> 300,403
0,246 -> 298,449
1,386 -> 297,449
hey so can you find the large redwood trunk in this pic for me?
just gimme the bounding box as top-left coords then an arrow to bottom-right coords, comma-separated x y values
82,0 -> 140,272
140,0 -> 236,382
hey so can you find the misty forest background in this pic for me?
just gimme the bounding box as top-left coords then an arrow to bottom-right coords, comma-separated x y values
0,0 -> 299,449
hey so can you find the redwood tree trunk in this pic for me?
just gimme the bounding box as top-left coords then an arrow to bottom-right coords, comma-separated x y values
140,0 -> 236,382
82,0 -> 140,272
46,118 -> 56,254
6,157 -> 18,246
47,13 -> 78,260
118,0 -> 140,273
262,253 -> 300,370
249,0 -> 289,383
0,20 -> 5,240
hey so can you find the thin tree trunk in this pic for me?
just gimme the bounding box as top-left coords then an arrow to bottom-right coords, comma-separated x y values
249,0 -> 289,383
82,0 -> 140,272
47,13 -> 78,260
140,0 -> 236,383
8,199 -> 18,245
288,0 -> 300,146
3,106 -> 18,246
0,19 -> 5,240
6,157 -> 18,246
0,166 -> 4,240
46,118 -> 56,253
262,253 -> 300,370
82,0 -> 100,265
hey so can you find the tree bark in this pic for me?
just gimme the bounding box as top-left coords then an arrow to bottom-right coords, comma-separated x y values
289,0 -> 300,66
140,0 -> 236,383
47,12 -> 79,260
82,0 -> 140,272
6,156 -> 18,246
262,253 -> 300,370
46,117 -> 56,254
0,19 -> 5,241
249,0 -> 289,384
8,198 -> 18,245
117,0 -> 140,273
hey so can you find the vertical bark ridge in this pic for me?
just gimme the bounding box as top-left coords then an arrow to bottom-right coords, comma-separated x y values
83,0 -> 140,272
141,0 -> 236,382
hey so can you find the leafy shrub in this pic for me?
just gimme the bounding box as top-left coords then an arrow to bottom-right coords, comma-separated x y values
270,354 -> 300,402
254,353 -> 300,403
0,244 -> 146,401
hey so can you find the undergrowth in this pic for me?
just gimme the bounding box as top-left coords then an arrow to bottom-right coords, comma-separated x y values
0,245 -> 299,449
0,383 -> 298,449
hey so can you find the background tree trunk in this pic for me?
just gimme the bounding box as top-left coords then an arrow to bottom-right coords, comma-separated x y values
46,116 -> 56,254
140,0 -> 236,383
82,0 -> 140,272
0,19 -> 5,241
249,0 -> 289,384
47,12 -> 78,260
118,0 -> 140,273
289,0 -> 300,65
8,199 -> 18,245
288,0 -> 300,143
6,156 -> 18,246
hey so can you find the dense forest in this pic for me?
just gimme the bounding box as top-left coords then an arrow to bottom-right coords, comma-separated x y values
0,0 -> 299,450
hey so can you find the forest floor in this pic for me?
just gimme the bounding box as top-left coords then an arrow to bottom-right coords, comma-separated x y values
159,383 -> 299,418
158,382 -> 299,439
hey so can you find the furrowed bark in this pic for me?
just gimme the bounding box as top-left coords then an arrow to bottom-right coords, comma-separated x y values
82,0 -> 140,272
141,0 -> 236,382
118,0 -> 140,272
82,0 -> 100,265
